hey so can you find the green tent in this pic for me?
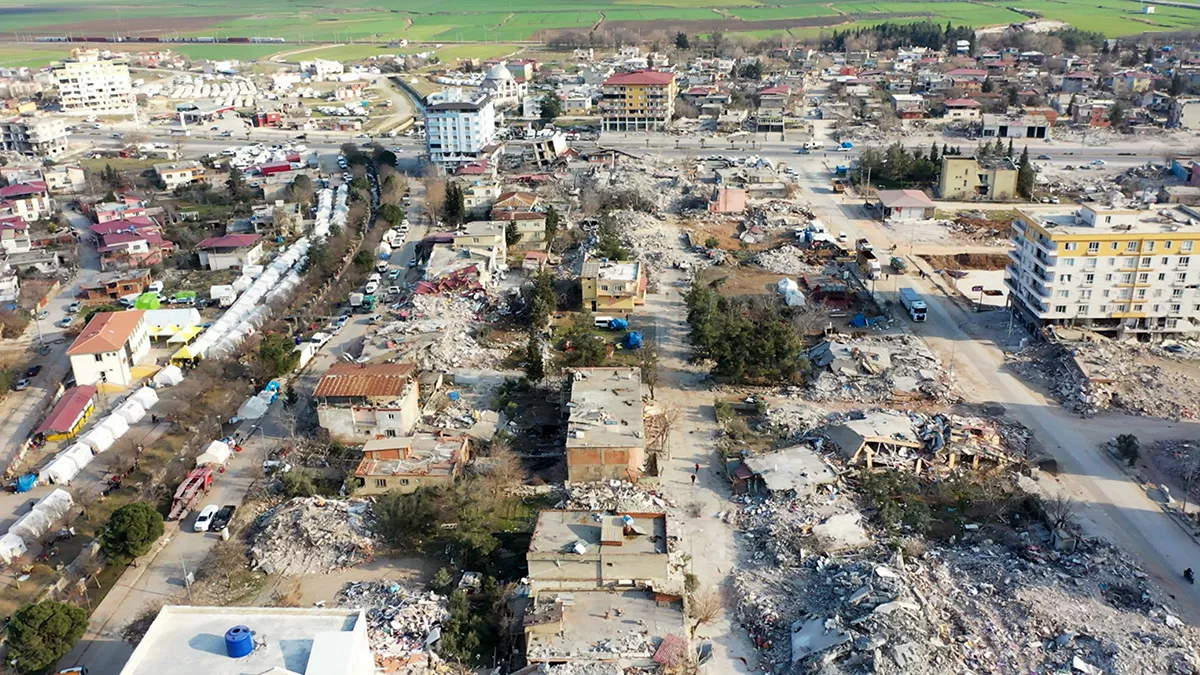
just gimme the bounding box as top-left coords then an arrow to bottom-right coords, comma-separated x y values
134,292 -> 161,310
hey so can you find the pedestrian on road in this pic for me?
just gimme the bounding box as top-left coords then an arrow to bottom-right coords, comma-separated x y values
694,462 -> 700,473
691,474 -> 697,486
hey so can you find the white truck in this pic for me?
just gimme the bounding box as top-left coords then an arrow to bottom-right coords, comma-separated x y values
898,287 -> 927,322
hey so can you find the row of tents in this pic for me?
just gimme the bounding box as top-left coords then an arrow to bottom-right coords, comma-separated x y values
0,488 -> 74,563
41,386 -> 160,486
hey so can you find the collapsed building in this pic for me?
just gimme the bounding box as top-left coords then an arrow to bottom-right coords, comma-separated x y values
564,368 -> 646,482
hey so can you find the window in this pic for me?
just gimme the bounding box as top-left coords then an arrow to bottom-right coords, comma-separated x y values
1062,258 -> 1075,267
1136,289 -> 1147,299
1142,257 -> 1152,266
1099,304 -> 1109,312
1119,289 -> 1132,299
1064,242 -> 1077,251
1086,258 -> 1097,268
1154,289 -> 1163,298
1146,242 -> 1156,252
1162,257 -> 1170,265
1088,242 -> 1100,253
1060,274 -> 1072,282
94,354 -> 104,362
1172,304 -> 1183,313
1111,242 -> 1120,250
1107,258 -> 1117,267
1166,241 -> 1174,249
1120,273 -> 1132,283
1084,273 -> 1095,284
1054,305 -> 1068,313
400,479 -> 411,486
1080,289 -> 1092,299
385,429 -> 396,437
1179,273 -> 1189,282
1184,241 -> 1195,252
1174,289 -> 1184,297
1134,304 -> 1144,312
1126,257 -> 1139,267
1103,289 -> 1111,297
1138,273 -> 1150,282
374,478 -> 387,488
1159,273 -> 1167,281
1057,290 -> 1069,298
1182,257 -> 1192,266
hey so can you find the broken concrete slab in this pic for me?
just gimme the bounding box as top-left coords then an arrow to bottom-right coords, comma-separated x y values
791,617 -> 852,664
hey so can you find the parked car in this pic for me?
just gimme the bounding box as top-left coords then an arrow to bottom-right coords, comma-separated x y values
25,365 -> 42,378
67,301 -> 81,313
57,317 -> 73,328
12,378 -> 29,391
55,668 -> 88,675
1091,159 -> 1107,166
388,269 -> 402,280
310,332 -> 332,347
209,505 -> 237,532
193,504 -> 219,532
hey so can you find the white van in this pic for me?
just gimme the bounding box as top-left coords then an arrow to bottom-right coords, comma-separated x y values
593,315 -> 616,329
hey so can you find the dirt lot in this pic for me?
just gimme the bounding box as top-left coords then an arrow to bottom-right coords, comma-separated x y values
698,265 -> 791,297
922,252 -> 1010,271
254,554 -> 434,607
554,11 -> 929,41
684,219 -> 780,252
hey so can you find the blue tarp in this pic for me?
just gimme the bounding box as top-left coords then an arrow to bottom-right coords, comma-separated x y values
625,331 -> 644,349
608,318 -> 629,330
16,473 -> 36,492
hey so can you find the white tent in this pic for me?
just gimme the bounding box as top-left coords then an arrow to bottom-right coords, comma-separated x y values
130,386 -> 160,409
783,289 -> 807,307
81,426 -> 115,453
195,440 -> 233,467
237,395 -> 270,421
0,533 -> 27,564
153,365 -> 185,387
10,509 -> 53,541
33,489 -> 75,521
98,414 -> 130,439
776,278 -> 800,294
43,453 -> 82,485
114,399 -> 146,424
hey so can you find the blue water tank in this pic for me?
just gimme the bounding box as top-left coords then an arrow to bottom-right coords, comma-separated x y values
225,625 -> 253,658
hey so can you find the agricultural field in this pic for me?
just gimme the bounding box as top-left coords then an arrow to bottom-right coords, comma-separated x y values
0,0 -> 1196,45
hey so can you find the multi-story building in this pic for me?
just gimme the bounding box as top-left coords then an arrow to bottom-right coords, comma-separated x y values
600,70 -> 677,132
0,117 -> 68,157
1006,204 -> 1200,336
565,367 -> 645,482
581,257 -> 647,313
938,155 -> 1018,201
154,161 -> 206,190
314,362 -> 421,442
67,310 -> 151,388
1170,97 -> 1200,130
424,90 -> 497,168
0,181 -> 53,221
51,50 -> 134,115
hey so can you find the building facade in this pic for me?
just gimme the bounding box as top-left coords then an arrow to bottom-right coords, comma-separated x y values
600,70 -> 677,132
52,50 -> 134,115
67,310 -> 151,388
581,258 -> 647,313
1006,204 -> 1200,336
314,362 -> 421,442
0,117 -> 69,157
938,156 -> 1018,201
352,435 -> 470,496
424,90 -> 497,168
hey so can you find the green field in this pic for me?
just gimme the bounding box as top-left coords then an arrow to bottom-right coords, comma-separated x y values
0,0 -> 1195,46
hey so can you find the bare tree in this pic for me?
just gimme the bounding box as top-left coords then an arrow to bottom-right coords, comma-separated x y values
422,178 -> 446,224
688,587 -> 723,638
1042,492 -> 1078,531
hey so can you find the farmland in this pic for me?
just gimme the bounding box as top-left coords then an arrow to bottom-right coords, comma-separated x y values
0,0 -> 1195,47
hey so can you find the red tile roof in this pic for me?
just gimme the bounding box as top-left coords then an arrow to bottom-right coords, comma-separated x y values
946,68 -> 987,77
36,385 -> 97,435
0,181 -> 47,198
313,362 -> 417,398
67,310 -> 144,355
943,98 -> 982,107
197,234 -> 262,249
604,70 -> 675,86
0,216 -> 27,231
91,217 -> 158,236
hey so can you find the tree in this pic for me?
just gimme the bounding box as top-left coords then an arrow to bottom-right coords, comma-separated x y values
529,271 -> 556,328
675,32 -> 690,50
6,600 -> 88,673
258,332 -> 301,377
1116,434 -> 1140,467
1171,72 -> 1188,97
1006,86 -> 1019,106
738,61 -> 763,80
442,181 -> 465,226
982,77 -> 995,93
1006,138 -> 1014,159
374,488 -> 440,550
352,250 -> 374,272
226,165 -> 247,198
1108,100 -> 1129,128
1017,146 -> 1035,199
100,502 -> 164,562
280,469 -> 319,498
543,205 -> 560,247
431,567 -> 455,594
505,219 -> 522,247
596,216 -> 629,260
378,203 -> 405,225
929,141 -> 940,166
1145,46 -> 1156,64
539,93 -> 562,124
524,333 -> 545,381
423,178 -> 447,223
562,311 -> 607,367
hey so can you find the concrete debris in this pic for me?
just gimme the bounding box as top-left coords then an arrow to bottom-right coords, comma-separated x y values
336,580 -> 449,672
733,510 -> 1200,674
376,294 -> 513,372
249,497 -> 376,576
1149,440 -> 1200,502
754,245 -> 824,276
555,480 -> 676,512
800,334 -> 956,404
1010,337 -> 1200,419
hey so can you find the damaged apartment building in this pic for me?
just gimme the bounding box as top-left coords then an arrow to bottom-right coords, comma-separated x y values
313,362 -> 421,442
565,367 -> 647,482
519,510 -> 686,669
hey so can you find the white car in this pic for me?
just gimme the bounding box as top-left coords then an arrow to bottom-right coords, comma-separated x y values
193,504 -> 219,532
364,281 -> 379,294
388,269 -> 402,280
310,332 -> 332,347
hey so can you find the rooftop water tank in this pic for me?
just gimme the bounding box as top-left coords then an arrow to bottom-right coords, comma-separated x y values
225,625 -> 254,658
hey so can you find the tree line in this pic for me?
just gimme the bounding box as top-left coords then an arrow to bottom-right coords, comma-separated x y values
823,21 -> 976,52
685,281 -> 807,384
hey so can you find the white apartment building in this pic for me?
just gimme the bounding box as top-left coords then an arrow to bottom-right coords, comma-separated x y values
52,50 -> 134,115
299,58 -> 344,79
1006,204 -> 1200,336
424,90 -> 497,168
0,117 -> 69,157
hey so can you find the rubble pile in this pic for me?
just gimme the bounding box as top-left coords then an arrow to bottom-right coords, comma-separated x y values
802,334 -> 956,404
765,401 -> 833,442
945,211 -> 1012,246
379,294 -> 513,371
733,494 -> 1200,674
249,497 -> 376,576
337,580 -> 449,672
556,480 -> 676,512
753,246 -> 823,276
607,209 -> 704,272
1149,439 -> 1200,501
1011,338 -> 1200,418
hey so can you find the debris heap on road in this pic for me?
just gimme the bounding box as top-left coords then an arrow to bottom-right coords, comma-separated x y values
337,580 -> 449,672
556,480 -> 677,512
249,497 -> 377,576
376,294 -> 514,372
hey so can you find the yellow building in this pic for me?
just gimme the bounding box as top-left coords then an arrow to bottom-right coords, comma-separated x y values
581,258 -> 646,313
600,70 -> 677,132
938,156 -> 1018,201
1006,204 -> 1200,336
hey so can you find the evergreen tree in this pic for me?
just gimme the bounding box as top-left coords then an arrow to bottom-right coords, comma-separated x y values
929,141 -> 940,166
1006,138 -> 1014,159
524,333 -> 545,382
675,32 -> 690,50
1017,146 -> 1035,199
443,182 -> 465,225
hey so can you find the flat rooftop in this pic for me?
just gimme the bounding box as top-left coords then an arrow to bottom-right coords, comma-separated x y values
1022,204 -> 1200,235
529,510 -> 668,556
356,435 -> 463,478
566,367 -> 644,449
525,591 -> 685,664
119,605 -> 369,675
582,259 -> 641,281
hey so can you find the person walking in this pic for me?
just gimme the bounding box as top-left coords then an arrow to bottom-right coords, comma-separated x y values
691,474 -> 697,486
694,462 -> 700,474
